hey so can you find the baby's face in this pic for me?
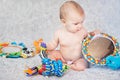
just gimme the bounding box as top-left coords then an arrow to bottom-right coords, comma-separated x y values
63,12 -> 85,33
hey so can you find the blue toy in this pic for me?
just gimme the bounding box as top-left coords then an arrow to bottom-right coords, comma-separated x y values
106,54 -> 120,70
24,58 -> 69,77
41,58 -> 67,77
24,41 -> 69,77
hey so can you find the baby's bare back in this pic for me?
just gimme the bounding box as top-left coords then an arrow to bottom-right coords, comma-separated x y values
58,27 -> 87,61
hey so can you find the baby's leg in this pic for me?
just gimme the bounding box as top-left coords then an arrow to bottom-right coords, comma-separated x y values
47,50 -> 66,63
70,58 -> 88,71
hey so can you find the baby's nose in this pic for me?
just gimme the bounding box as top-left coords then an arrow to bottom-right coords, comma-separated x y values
77,25 -> 81,29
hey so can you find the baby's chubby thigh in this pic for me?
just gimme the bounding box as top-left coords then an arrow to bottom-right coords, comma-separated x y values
47,50 -> 66,63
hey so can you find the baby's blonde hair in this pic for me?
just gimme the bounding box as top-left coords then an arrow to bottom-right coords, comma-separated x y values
60,1 -> 84,20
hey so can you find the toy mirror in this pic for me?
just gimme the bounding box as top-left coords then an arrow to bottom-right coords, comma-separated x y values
2,46 -> 21,53
82,33 -> 119,65
0,46 -> 22,58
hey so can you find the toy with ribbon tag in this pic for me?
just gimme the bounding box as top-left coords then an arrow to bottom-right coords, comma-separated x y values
24,58 -> 69,77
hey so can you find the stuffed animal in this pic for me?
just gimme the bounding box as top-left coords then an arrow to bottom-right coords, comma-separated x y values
106,54 -> 120,70
33,38 -> 43,53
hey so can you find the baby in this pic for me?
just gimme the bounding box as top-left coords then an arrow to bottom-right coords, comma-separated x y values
46,1 -> 100,71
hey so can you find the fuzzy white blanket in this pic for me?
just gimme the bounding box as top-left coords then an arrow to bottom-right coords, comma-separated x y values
0,0 -> 120,80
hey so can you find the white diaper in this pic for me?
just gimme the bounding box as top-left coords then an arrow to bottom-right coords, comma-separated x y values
67,61 -> 73,65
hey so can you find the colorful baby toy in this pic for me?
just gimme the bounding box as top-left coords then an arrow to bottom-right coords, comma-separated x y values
39,42 -> 48,59
82,33 -> 120,70
24,41 -> 69,77
106,54 -> 120,70
82,33 -> 119,65
24,58 -> 69,77
33,38 -> 43,54
0,42 -> 34,58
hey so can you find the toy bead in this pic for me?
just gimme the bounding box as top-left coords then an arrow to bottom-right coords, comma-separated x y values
42,65 -> 46,70
23,48 -> 27,51
0,42 -> 9,47
57,71 -> 63,77
42,58 -> 50,64
0,53 -> 7,57
19,42 -> 26,48
57,60 -> 63,70
39,42 -> 48,59
42,71 -> 51,76
11,42 -> 17,46
41,42 -> 47,48
24,67 -> 38,76
38,68 -> 44,75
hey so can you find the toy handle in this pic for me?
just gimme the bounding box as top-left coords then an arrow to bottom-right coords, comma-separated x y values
39,42 -> 48,59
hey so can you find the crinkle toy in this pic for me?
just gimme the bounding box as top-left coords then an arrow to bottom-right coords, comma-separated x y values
106,54 -> 120,70
24,58 -> 69,77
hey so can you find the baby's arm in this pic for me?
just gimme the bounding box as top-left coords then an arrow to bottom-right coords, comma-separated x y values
83,29 -> 101,39
46,31 -> 59,51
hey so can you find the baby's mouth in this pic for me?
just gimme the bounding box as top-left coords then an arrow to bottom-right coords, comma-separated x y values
77,27 -> 82,31
77,28 -> 81,31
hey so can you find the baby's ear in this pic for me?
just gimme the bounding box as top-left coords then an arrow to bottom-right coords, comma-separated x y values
61,19 -> 66,23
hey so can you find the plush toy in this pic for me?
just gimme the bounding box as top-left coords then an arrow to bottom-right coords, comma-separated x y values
106,54 -> 120,70
33,38 -> 43,53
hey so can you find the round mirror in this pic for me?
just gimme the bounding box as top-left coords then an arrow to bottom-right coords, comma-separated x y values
88,37 -> 114,60
2,46 -> 21,53
82,33 -> 119,65
0,46 -> 22,58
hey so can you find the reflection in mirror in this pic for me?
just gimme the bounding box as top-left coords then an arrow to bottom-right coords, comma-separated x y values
88,37 -> 114,60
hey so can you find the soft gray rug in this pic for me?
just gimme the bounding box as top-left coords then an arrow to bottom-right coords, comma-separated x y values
0,0 -> 120,80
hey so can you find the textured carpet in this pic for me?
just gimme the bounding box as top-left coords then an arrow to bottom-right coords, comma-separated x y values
0,0 -> 120,80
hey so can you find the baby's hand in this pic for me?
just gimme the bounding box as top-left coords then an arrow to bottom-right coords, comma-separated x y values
89,29 -> 101,36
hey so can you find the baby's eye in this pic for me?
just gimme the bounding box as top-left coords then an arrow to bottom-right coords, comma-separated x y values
81,21 -> 84,23
74,23 -> 79,25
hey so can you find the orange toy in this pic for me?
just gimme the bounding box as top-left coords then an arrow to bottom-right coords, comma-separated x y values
0,42 -> 9,47
33,38 -> 43,54
24,67 -> 38,76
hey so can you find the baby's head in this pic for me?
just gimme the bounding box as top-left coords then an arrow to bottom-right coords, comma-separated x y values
60,1 -> 85,33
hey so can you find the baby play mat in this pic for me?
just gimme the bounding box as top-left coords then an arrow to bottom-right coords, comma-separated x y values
82,33 -> 119,65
